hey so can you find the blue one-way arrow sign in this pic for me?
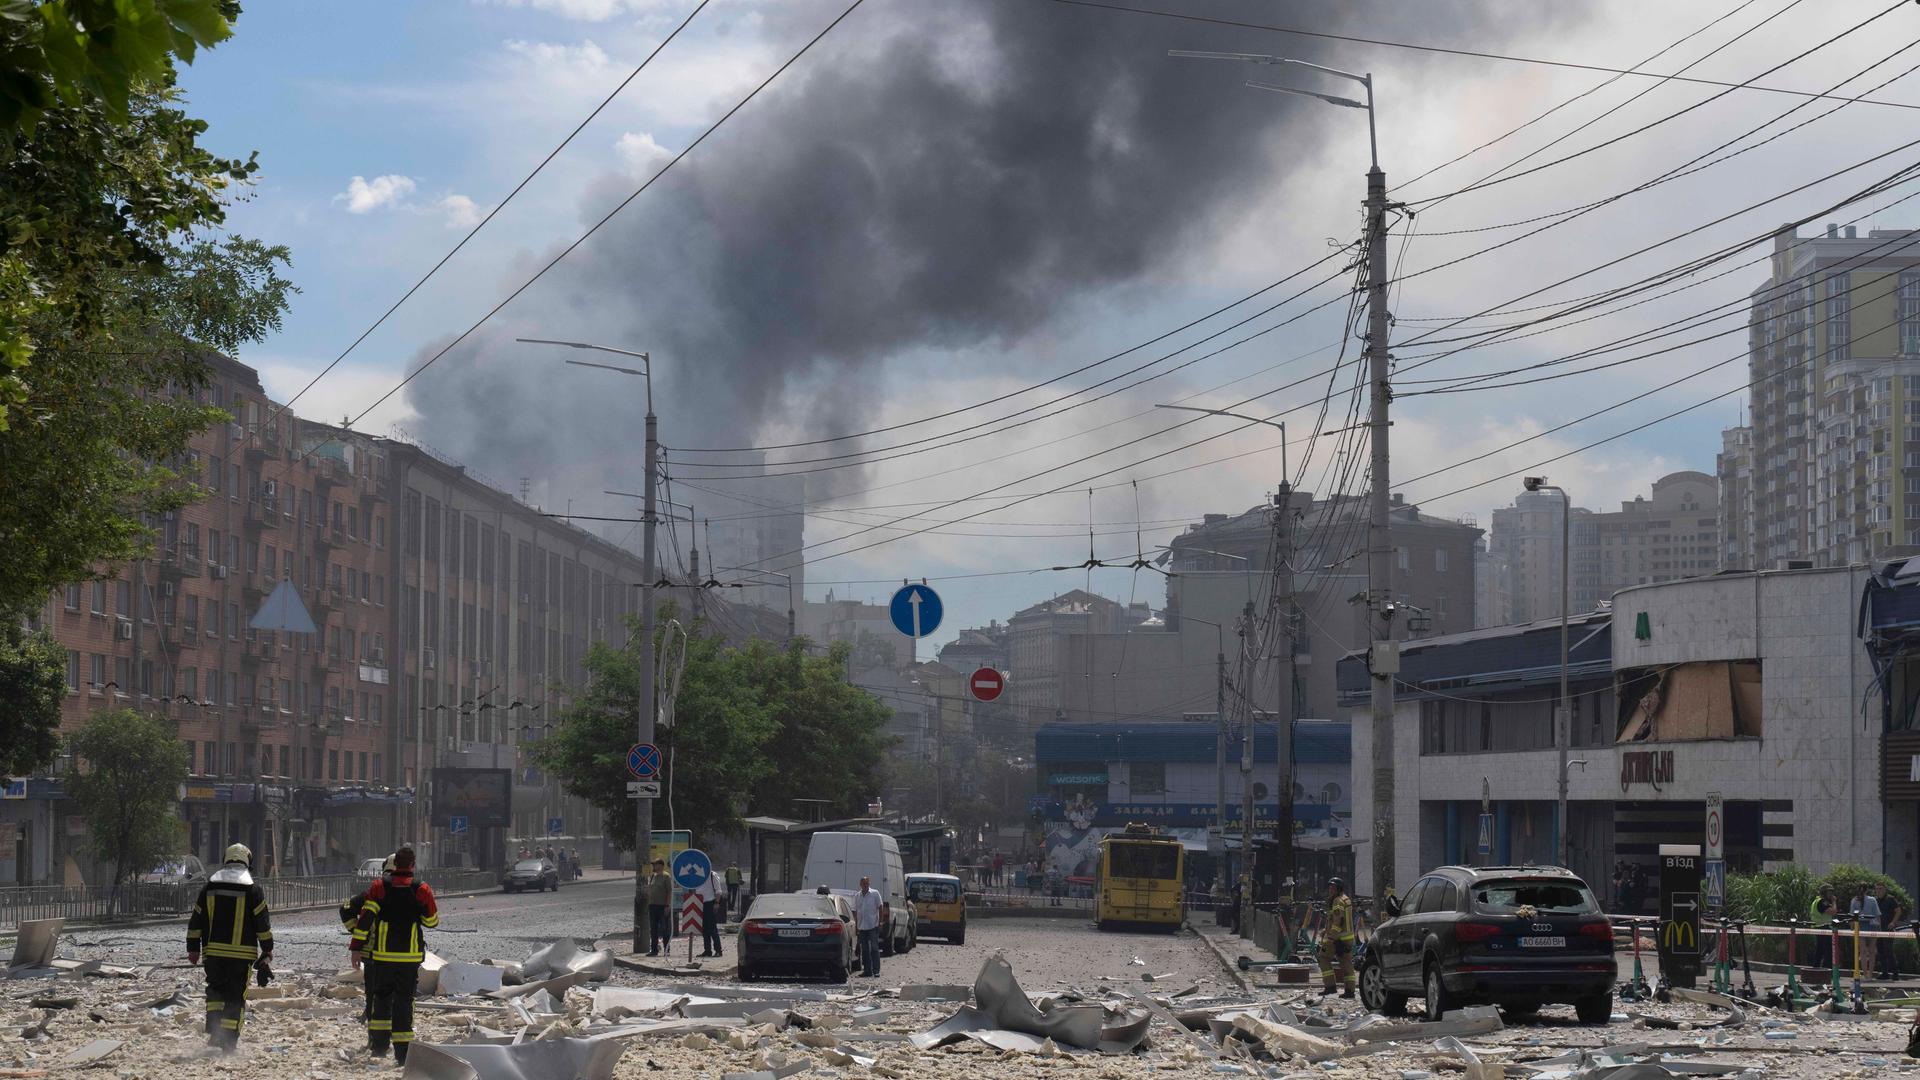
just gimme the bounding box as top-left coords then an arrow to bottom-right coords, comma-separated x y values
890,584 -> 942,639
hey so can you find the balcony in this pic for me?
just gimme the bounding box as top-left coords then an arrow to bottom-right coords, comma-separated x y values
244,498 -> 280,531
158,542 -> 201,578
242,422 -> 280,462
314,457 -> 348,491
241,575 -> 270,604
313,524 -> 343,555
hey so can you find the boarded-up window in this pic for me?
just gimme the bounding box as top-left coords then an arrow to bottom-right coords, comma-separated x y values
1616,660 -> 1762,741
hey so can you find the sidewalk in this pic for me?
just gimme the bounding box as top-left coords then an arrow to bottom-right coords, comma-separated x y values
1191,919 -> 1285,992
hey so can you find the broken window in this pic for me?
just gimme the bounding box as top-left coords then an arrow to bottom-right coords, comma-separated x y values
1615,660 -> 1762,741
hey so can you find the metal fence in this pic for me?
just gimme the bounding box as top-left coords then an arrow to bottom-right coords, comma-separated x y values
0,868 -> 501,933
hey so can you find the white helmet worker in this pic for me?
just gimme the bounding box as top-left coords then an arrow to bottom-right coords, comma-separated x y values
224,843 -> 253,865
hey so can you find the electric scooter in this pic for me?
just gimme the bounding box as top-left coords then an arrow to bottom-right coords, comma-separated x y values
1620,916 -> 1653,1002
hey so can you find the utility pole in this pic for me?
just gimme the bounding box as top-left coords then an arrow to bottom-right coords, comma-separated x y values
1273,474 -> 1296,900
636,399 -> 657,954
1364,145 -> 1398,922
516,338 -> 656,953
1162,49 -> 1390,913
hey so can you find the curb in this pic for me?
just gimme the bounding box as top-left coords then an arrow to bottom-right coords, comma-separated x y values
1191,923 -> 1253,993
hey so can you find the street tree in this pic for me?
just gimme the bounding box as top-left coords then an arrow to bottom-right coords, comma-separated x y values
736,637 -> 895,822
65,707 -> 189,895
0,623 -> 63,776
0,5 -> 289,621
538,616 -> 892,848
538,612 -> 776,847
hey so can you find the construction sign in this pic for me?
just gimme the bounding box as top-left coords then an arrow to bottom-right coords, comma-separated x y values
679,892 -> 704,936
1658,845 -> 1702,988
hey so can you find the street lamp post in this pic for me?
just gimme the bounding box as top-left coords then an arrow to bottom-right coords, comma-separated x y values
1523,477 -> 1572,868
1156,403 -> 1296,896
522,338 -> 657,953
1171,49 -> 1395,914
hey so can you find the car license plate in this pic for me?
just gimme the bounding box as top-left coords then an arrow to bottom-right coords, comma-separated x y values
777,929 -> 809,938
1518,936 -> 1565,948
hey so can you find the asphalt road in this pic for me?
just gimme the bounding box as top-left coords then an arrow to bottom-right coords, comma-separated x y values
74,874 -> 645,972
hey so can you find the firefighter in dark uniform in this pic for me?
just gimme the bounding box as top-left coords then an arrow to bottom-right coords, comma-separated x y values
339,854 -> 395,1023
185,843 -> 274,1051
350,846 -> 438,1064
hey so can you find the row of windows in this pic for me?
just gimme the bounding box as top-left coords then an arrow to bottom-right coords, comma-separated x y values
189,739 -> 380,784
64,650 -> 388,724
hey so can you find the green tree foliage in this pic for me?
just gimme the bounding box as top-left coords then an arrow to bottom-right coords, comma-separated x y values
0,22 -> 294,620
66,707 -> 189,893
537,618 -> 893,849
0,1 -> 236,135
0,623 -> 62,775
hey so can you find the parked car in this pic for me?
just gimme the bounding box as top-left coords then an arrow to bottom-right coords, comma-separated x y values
1359,864 -> 1615,1023
906,873 -> 965,944
738,891 -> 855,983
501,858 -> 560,893
135,856 -> 208,912
355,857 -> 388,880
799,832 -> 914,954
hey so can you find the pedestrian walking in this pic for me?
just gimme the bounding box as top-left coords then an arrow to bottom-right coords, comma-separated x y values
697,870 -> 725,958
339,854 -> 394,1025
725,860 -> 743,916
1811,885 -> 1838,971
1316,877 -> 1356,998
1877,883 -> 1904,979
646,859 -> 672,956
1046,863 -> 1064,906
350,846 -> 439,1066
572,850 -> 584,880
186,844 -> 274,1053
992,852 -> 1004,889
853,876 -> 884,977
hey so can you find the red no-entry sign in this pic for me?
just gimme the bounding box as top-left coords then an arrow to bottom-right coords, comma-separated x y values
969,667 -> 1006,702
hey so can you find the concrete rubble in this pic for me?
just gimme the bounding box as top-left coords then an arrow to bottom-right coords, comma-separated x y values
3,920 -> 1917,1078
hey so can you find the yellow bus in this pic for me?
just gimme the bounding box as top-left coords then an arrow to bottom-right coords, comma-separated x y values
1095,823 -> 1185,932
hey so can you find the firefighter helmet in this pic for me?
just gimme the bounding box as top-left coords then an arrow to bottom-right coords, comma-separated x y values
224,843 -> 253,865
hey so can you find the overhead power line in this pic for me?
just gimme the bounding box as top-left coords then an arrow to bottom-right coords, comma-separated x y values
1044,0 -> 1920,110
309,0 -> 872,460
268,0 -> 714,426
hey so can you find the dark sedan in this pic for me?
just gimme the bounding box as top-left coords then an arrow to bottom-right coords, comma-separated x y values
1360,864 -> 1615,1024
738,892 -> 855,983
501,858 -> 560,893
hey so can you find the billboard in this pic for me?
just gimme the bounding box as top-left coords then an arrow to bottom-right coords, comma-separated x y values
435,768 -> 511,830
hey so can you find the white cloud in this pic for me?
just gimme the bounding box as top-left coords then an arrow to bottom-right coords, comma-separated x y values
478,0 -> 665,20
334,174 -> 418,214
614,131 -> 673,177
253,360 -> 420,436
438,194 -> 485,229
502,37 -> 613,74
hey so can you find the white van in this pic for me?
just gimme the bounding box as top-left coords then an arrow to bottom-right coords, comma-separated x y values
800,832 -> 915,954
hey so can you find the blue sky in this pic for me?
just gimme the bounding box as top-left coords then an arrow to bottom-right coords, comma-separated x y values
172,0 -> 1918,646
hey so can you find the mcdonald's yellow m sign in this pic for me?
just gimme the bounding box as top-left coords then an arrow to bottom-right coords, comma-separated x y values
1662,919 -> 1695,949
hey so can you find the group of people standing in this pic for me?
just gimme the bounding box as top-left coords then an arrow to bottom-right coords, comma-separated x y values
1810,881 -> 1907,978
642,856 -> 745,959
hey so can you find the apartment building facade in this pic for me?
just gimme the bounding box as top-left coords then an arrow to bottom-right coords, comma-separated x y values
6,356 -> 678,886
1482,472 -> 1719,627
1730,224 -> 1920,570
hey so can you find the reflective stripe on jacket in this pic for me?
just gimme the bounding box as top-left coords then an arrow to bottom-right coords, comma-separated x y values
187,880 -> 273,961
352,873 -> 439,963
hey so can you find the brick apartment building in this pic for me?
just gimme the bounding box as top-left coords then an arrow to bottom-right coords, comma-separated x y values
5,354 -> 677,886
